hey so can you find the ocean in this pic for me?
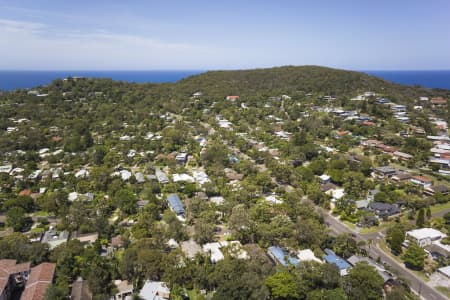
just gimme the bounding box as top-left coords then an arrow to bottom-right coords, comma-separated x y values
0,70 -> 449,91
0,70 -> 204,91
363,70 -> 450,90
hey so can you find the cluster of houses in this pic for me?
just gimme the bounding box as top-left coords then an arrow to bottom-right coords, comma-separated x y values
266,245 -> 396,285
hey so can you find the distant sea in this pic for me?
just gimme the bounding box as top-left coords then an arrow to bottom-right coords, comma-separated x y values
0,69 -> 450,91
0,70 -> 204,91
363,70 -> 450,90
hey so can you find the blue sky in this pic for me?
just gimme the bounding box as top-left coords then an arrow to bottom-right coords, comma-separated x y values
0,0 -> 449,70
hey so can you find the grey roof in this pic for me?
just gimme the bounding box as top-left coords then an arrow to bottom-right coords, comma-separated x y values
368,202 -> 400,216
375,166 -> 397,174
167,194 -> 184,215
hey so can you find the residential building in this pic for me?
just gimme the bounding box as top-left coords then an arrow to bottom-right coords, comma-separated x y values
367,202 -> 400,218
0,260 -> 31,300
267,246 -> 300,267
323,249 -> 351,276
424,185 -> 449,196
20,263 -> 56,300
406,228 -> 446,247
70,277 -> 92,300
41,228 -> 69,250
155,169 -> 169,184
297,249 -> 322,263
139,281 -> 170,300
410,176 -> 433,188
167,194 -> 185,216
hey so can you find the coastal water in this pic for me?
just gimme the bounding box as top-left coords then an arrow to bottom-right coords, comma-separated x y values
364,70 -> 450,90
0,69 -> 450,91
0,70 -> 203,91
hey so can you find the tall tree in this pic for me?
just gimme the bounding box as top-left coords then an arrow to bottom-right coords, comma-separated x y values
343,262 -> 384,300
402,242 -> 427,270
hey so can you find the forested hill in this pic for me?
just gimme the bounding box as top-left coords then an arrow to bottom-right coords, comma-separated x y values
176,65 -> 446,101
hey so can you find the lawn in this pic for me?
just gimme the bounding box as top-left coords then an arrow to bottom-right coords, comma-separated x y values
360,221 -> 392,234
342,220 -> 356,230
430,202 -> 450,215
436,286 -> 450,298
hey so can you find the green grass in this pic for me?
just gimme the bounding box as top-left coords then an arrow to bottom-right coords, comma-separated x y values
342,220 -> 356,230
430,202 -> 450,215
436,286 -> 450,298
360,222 -> 392,234
32,211 -> 50,217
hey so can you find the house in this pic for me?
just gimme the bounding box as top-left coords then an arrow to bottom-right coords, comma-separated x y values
431,97 -> 447,106
325,188 -> 345,203
71,232 -> 98,245
438,266 -> 450,279
209,196 -> 225,205
203,243 -> 224,263
267,246 -> 300,267
113,280 -> 133,300
192,92 -> 202,98
111,235 -> 124,249
172,173 -> 195,183
392,151 -> 413,161
406,228 -> 446,247
175,152 -> 188,164
373,166 -> 397,179
367,202 -> 400,218
181,240 -> 202,259
355,199 -> 370,209
139,280 -> 170,300
41,228 -> 69,250
71,277 -> 92,300
167,194 -> 185,216
323,249 -> 351,276
347,256 -> 393,282
155,169 -> 169,184
192,170 -> 210,185
20,263 -> 56,300
410,176 -> 433,188
226,96 -> 240,101
320,182 -> 337,192
0,260 -> 31,300
318,174 -> 331,184
297,249 -> 322,263
424,185 -> 449,196
391,172 -> 412,182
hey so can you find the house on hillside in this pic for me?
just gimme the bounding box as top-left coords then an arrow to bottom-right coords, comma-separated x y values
323,249 -> 351,276
406,228 -> 446,247
20,263 -> 56,300
167,194 -> 185,217
226,96 -> 240,101
267,246 -> 300,267
410,176 -> 433,188
367,202 -> 400,218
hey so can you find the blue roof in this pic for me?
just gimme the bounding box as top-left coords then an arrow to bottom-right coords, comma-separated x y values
167,193 -> 184,215
323,249 -> 350,270
268,246 -> 300,267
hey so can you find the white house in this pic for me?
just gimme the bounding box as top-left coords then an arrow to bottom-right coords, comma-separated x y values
406,228 -> 446,247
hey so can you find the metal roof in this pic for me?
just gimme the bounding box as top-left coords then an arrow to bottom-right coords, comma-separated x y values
167,194 -> 184,215
323,249 -> 350,270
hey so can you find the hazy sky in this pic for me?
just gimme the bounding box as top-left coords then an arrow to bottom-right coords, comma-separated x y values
0,0 -> 449,70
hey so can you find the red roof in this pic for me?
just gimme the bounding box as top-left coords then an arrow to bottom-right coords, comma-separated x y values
431,97 -> 447,104
226,96 -> 240,100
19,189 -> 32,196
21,263 -> 56,300
412,175 -> 432,183
362,121 -> 375,126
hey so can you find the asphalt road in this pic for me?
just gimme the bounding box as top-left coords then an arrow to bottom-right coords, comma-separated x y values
321,210 -> 448,300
